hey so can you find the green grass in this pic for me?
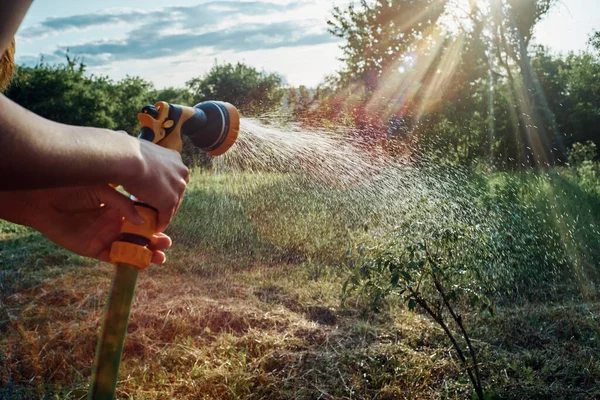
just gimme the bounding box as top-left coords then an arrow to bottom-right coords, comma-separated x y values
1,167 -> 600,399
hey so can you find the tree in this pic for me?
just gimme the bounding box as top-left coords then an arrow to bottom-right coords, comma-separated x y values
109,76 -> 156,134
154,87 -> 194,107
6,57 -> 116,129
6,57 -> 156,135
527,46 -> 600,157
328,0 -> 448,90
326,0 -> 493,163
488,0 -> 561,165
286,85 -> 314,119
557,53 -> 600,150
591,31 -> 600,53
187,62 -> 284,116
325,0 -> 562,167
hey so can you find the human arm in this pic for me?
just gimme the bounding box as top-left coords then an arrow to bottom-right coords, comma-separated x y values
0,1 -> 32,58
0,95 -> 189,231
0,186 -> 172,264
0,100 -> 187,260
0,0 -> 187,261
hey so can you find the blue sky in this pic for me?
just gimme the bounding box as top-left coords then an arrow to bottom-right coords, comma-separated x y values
14,0 -> 600,88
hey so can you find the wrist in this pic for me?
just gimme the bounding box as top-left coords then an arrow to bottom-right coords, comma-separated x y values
106,130 -> 146,188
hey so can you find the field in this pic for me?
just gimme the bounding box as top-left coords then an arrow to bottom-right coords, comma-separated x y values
1,168 -> 600,399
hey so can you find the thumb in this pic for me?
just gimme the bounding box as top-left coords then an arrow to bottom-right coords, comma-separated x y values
99,186 -> 145,225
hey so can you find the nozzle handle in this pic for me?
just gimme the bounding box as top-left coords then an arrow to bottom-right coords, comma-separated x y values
136,102 -> 197,153
136,101 -> 239,156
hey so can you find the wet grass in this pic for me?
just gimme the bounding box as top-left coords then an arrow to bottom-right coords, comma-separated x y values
1,168 -> 599,399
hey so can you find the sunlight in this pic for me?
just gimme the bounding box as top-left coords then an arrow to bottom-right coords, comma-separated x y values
416,32 -> 465,119
5,1 -> 600,399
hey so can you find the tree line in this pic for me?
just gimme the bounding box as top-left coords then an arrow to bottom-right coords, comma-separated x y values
5,1 -> 600,168
317,0 -> 600,167
5,57 -> 283,135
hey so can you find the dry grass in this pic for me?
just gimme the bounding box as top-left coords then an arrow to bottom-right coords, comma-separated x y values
3,255 -> 599,399
1,171 -> 600,399
0,259 -> 468,399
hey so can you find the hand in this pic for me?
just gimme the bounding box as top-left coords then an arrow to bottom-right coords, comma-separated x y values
4,186 -> 172,264
122,139 -> 189,232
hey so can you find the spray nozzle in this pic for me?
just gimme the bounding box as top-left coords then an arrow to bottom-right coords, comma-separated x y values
137,101 -> 240,156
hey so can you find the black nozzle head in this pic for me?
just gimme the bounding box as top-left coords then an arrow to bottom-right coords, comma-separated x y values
181,101 -> 240,156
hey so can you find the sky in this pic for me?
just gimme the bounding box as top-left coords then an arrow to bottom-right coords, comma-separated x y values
14,0 -> 600,89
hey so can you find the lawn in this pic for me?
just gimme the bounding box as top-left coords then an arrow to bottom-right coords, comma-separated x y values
1,168 -> 599,399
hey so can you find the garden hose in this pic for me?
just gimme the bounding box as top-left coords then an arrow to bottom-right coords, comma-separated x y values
89,101 -> 240,400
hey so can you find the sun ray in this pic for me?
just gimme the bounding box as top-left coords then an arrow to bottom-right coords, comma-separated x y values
363,25 -> 447,123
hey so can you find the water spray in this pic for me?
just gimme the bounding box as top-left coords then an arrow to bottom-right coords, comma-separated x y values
89,101 -> 240,400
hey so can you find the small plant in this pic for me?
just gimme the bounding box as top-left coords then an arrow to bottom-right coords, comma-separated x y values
568,141 -> 597,166
343,223 -> 493,400
566,141 -> 600,194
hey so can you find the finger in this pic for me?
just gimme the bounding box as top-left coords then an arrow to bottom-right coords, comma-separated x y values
153,175 -> 188,233
156,208 -> 175,233
151,251 -> 166,265
157,198 -> 185,233
174,192 -> 185,218
150,233 -> 172,251
99,186 -> 145,225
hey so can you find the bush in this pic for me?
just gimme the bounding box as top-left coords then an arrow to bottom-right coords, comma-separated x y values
568,141 -> 597,166
7,57 -> 155,133
187,62 -> 284,117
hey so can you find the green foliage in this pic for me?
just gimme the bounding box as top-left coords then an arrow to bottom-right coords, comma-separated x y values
328,0 -> 447,88
343,222 -> 490,399
154,86 -> 194,106
557,53 -> 600,148
6,57 -> 155,134
285,85 -> 314,119
187,62 -> 284,116
323,0 -> 600,167
107,76 -> 156,133
342,166 -> 600,310
344,224 -> 493,315
7,58 -> 115,129
567,142 -> 599,190
589,30 -> 600,53
529,47 -> 600,156
568,141 -> 597,165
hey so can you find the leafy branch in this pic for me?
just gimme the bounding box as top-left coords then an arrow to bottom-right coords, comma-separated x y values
343,224 -> 494,399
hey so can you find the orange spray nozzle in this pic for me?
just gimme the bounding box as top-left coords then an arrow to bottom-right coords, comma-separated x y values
137,101 -> 240,156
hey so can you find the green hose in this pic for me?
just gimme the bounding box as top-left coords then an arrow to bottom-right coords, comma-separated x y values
89,263 -> 139,400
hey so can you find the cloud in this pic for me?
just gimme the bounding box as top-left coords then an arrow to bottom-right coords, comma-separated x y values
51,21 -> 335,66
19,1 -> 305,38
18,1 -> 338,66
19,10 -> 149,38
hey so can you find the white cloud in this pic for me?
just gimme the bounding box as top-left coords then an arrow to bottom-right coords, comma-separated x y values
15,0 -> 350,87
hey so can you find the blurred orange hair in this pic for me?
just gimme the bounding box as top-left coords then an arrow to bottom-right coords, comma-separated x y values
0,39 -> 16,92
